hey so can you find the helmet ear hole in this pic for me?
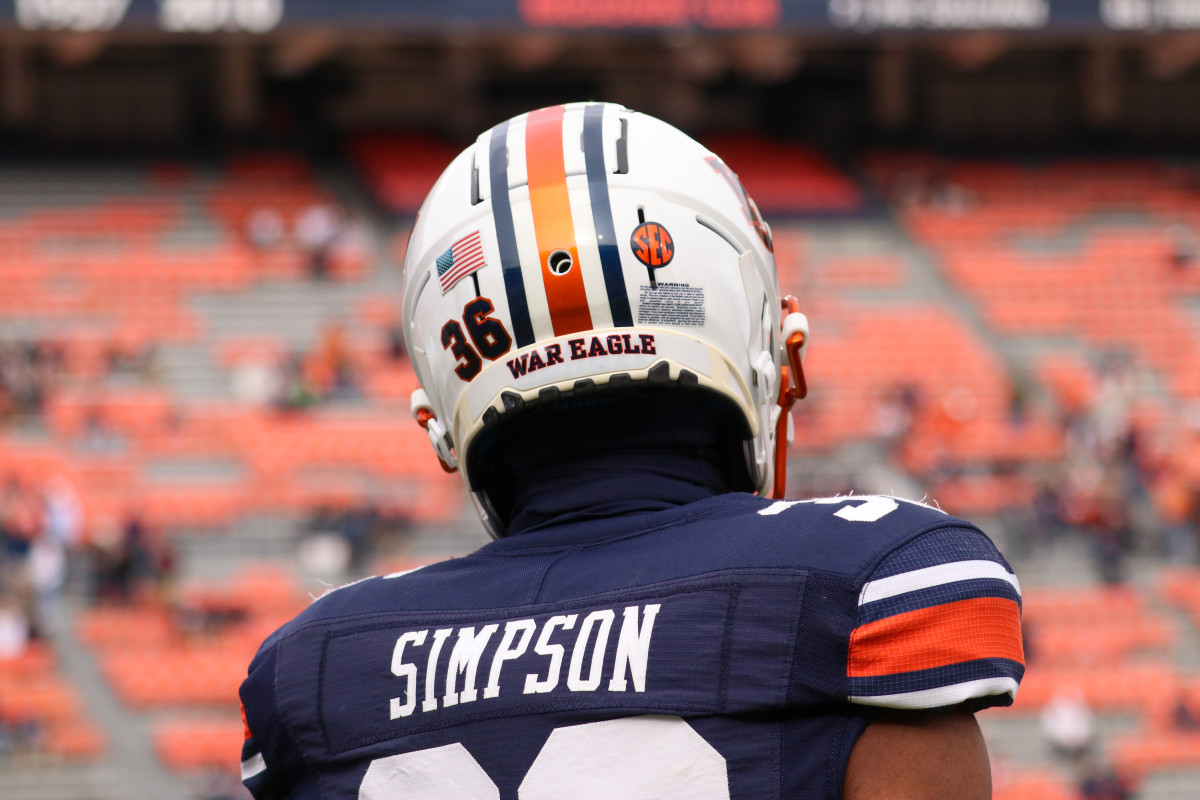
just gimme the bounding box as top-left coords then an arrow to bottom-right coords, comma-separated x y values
547,249 -> 573,275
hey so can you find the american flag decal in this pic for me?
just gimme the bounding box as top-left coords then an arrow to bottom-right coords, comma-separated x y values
437,230 -> 487,294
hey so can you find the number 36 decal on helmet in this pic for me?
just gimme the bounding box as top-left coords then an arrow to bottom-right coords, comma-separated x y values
402,102 -> 809,536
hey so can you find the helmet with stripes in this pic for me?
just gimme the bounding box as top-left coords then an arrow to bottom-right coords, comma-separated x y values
402,102 -> 809,537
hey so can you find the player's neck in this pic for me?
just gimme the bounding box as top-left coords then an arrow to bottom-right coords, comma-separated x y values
505,449 -> 728,537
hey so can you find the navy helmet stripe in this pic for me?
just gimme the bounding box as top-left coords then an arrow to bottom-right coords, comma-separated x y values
582,104 -> 633,328
489,121 -> 535,347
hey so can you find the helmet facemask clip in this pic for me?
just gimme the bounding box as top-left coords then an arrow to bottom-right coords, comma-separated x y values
411,389 -> 459,474
772,295 -> 810,499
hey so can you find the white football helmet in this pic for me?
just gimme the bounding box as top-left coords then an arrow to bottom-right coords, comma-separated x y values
402,102 -> 809,537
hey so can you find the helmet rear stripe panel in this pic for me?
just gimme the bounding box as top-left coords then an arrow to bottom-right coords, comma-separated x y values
525,105 -> 593,337
582,103 -> 633,328
488,120 -> 536,348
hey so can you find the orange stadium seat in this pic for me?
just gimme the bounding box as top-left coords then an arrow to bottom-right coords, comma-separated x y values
0,642 -> 56,678
137,482 -> 249,531
1023,585 -> 1150,624
872,154 -> 1200,419
811,256 -> 907,288
216,336 -> 286,368
103,644 -> 250,708
1028,618 -> 1175,665
993,768 -> 1078,800
1112,728 -> 1200,778
155,718 -> 245,773
43,721 -> 108,762
357,296 -> 401,328
1014,662 -> 1180,712
75,606 -> 176,650
0,676 -> 79,724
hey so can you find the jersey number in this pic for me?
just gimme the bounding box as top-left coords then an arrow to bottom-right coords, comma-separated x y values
758,494 -> 906,523
442,297 -> 512,381
813,495 -> 899,522
358,716 -> 729,799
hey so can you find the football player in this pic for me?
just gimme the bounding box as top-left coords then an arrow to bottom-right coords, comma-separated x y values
239,103 -> 1024,799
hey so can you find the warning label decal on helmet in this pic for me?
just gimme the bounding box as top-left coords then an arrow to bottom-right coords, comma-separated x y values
637,283 -> 705,327
630,222 -> 675,268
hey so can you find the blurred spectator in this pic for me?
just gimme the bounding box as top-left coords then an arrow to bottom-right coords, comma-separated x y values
78,406 -> 123,453
295,202 -> 343,280
297,530 -> 353,579
246,206 -> 285,251
385,324 -> 407,362
1092,476 -> 1133,584
929,177 -> 976,216
0,340 -> 62,422
26,531 -> 67,629
273,351 -> 317,413
0,592 -> 30,659
873,383 -> 919,451
1092,353 -> 1136,454
1040,689 -> 1095,761
88,517 -> 133,603
1031,478 -> 1068,542
1156,470 -> 1199,563
328,215 -> 374,277
308,324 -> 359,400
43,477 -> 82,550
1079,761 -> 1133,800
232,356 -> 283,408
1172,691 -> 1200,731
88,511 -> 166,604
1,476 -> 40,563
302,503 -> 365,575
1168,222 -> 1195,271
1008,377 -> 1034,428
106,337 -> 157,379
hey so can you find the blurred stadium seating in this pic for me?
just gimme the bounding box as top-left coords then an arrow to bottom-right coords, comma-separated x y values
2,144 -> 1197,798
1,29 -> 1200,799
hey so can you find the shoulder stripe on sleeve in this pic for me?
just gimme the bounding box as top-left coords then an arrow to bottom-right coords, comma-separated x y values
860,559 -> 1020,605
847,528 -> 1025,710
850,596 -> 1023,677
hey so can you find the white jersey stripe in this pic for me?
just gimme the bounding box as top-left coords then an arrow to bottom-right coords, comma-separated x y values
241,752 -> 267,781
859,560 -> 1020,606
850,676 -> 1019,710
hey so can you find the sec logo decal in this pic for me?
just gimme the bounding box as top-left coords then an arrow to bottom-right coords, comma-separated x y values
630,222 -> 674,269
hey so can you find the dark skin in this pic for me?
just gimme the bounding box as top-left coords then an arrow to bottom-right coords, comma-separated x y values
844,709 -> 992,800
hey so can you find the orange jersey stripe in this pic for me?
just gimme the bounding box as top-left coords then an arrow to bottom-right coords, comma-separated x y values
848,596 -> 1024,678
525,105 -> 592,336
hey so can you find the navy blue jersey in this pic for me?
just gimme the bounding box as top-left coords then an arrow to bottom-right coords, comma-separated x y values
239,493 -> 1024,800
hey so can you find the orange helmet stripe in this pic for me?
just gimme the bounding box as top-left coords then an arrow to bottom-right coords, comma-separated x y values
525,105 -> 593,336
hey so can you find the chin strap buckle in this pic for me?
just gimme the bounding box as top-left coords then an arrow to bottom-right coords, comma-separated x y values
411,390 -> 459,474
772,295 -> 809,499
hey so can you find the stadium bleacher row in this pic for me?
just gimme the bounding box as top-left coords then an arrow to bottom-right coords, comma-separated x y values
1,134 -> 1199,798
